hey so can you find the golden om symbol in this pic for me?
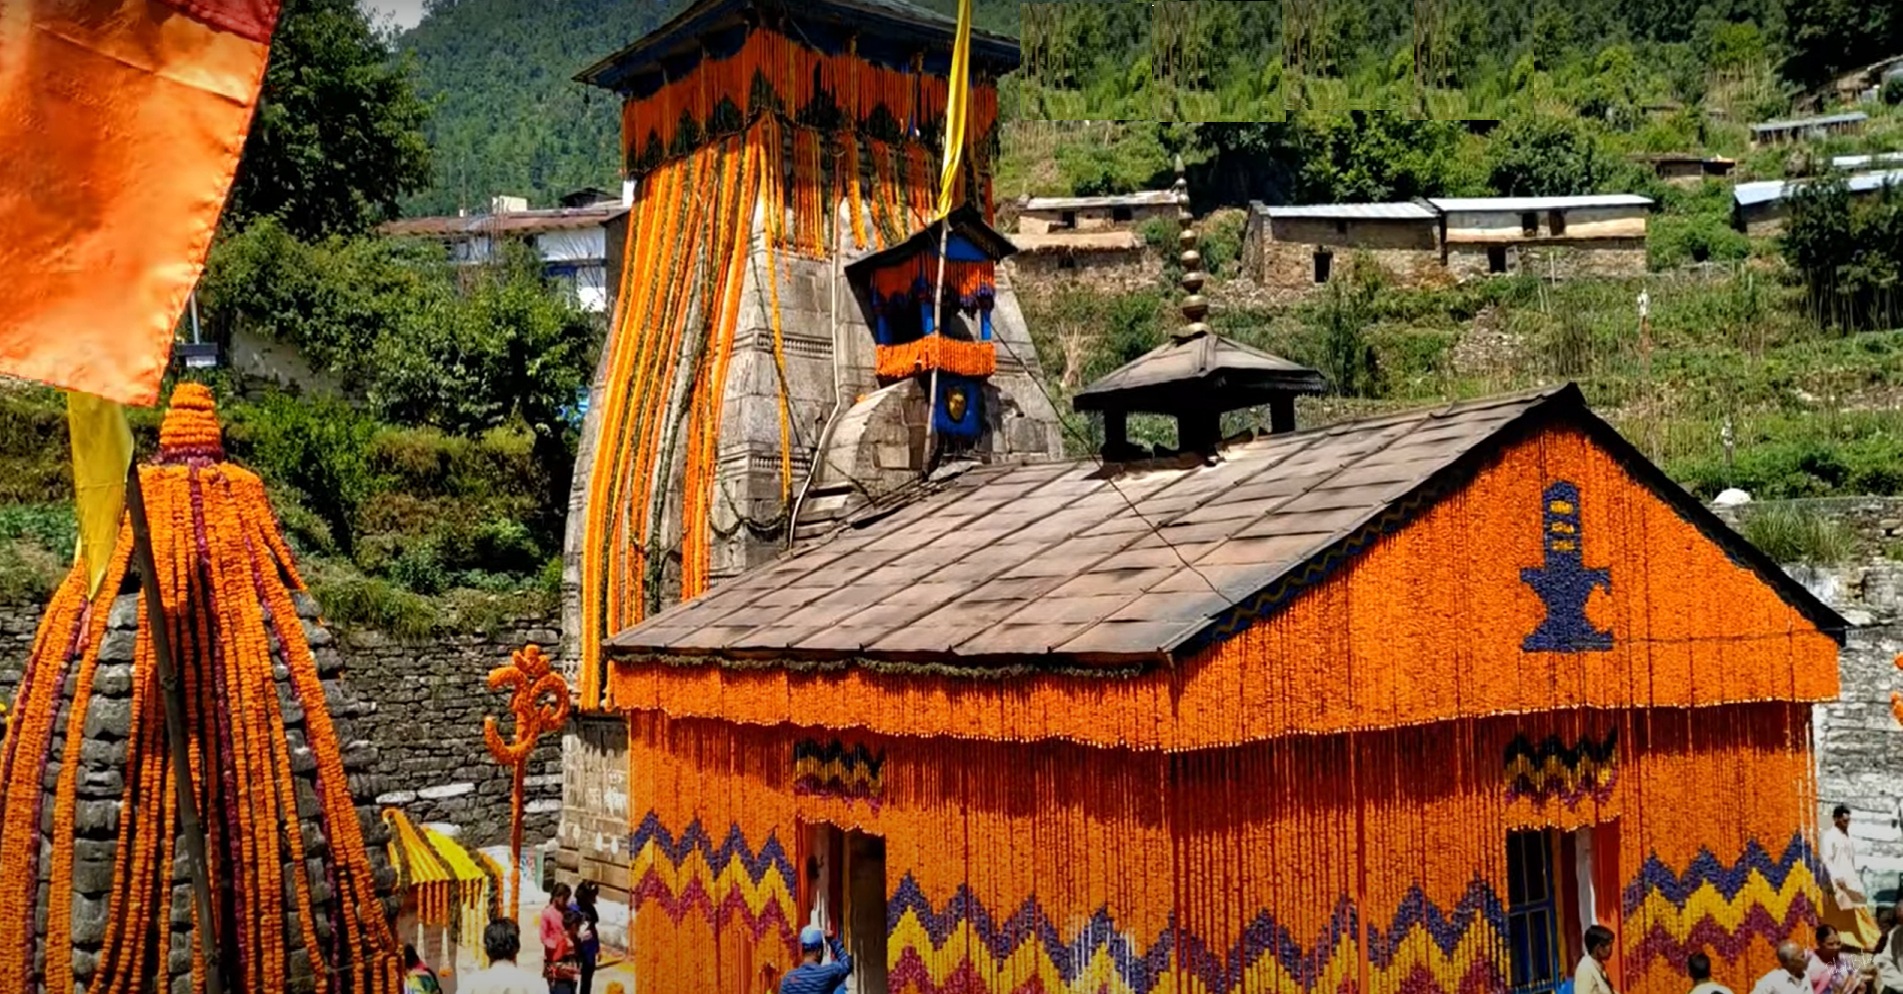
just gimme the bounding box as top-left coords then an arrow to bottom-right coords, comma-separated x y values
484,644 -> 570,765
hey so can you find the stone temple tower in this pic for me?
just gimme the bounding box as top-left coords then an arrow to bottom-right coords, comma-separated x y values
558,0 -> 1064,897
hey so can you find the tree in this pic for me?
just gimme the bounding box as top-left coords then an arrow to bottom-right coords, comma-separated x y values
227,0 -> 432,239
1778,0 -> 1902,91
1294,111 -> 1465,203
1484,115 -> 1626,197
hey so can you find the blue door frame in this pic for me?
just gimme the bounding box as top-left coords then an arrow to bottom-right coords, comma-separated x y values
1508,830 -> 1565,994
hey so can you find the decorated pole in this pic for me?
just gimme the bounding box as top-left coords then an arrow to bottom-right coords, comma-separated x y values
483,644 -> 569,918
125,460 -> 229,994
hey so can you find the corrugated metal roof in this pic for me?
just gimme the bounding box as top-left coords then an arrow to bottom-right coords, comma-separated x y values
1022,190 -> 1178,212
1832,153 -> 1903,170
604,386 -> 1843,666
1751,111 -> 1869,134
1428,194 -> 1654,213
1261,202 -> 1437,220
1010,232 -> 1146,253
1733,170 -> 1903,208
381,206 -> 624,238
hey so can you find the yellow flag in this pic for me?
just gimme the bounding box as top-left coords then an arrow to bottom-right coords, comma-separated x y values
66,391 -> 133,597
935,0 -> 974,220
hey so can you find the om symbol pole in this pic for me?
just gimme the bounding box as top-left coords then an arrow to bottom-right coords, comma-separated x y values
484,644 -> 570,919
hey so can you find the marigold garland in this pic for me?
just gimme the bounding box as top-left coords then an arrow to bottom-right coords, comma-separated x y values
0,383 -> 399,994
874,337 -> 998,380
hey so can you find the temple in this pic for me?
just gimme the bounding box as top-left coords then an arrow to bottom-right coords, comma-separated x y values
558,0 -> 1063,894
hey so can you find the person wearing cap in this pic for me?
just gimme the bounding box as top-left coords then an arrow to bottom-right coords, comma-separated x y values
779,923 -> 852,994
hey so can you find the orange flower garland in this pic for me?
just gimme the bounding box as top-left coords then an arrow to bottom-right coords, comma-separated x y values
0,383 -> 399,994
873,337 -> 998,380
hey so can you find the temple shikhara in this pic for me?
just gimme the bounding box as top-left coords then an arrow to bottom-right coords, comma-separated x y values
561,4 -> 1849,994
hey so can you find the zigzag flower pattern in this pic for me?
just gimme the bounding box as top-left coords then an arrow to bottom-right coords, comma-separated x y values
1504,730 -> 1619,806
887,875 -> 1361,994
1364,881 -> 1509,980
793,738 -> 885,806
1620,833 -> 1823,973
627,813 -> 799,946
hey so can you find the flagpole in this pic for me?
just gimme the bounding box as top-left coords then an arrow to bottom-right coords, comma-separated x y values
925,218 -> 950,452
126,461 -> 228,994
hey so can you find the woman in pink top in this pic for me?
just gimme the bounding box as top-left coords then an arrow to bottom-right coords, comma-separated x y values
1810,925 -> 1871,994
540,882 -> 574,982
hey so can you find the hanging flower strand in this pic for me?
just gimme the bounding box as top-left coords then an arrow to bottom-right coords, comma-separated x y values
484,643 -> 570,918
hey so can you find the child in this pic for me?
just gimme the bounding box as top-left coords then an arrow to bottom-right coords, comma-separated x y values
402,944 -> 443,994
545,908 -> 584,994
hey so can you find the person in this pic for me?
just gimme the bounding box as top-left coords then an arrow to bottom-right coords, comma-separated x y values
1690,952 -> 1736,994
574,880 -> 602,994
1576,925 -> 1618,994
1758,943 -> 1817,994
1825,805 -> 1884,951
541,883 -> 573,969
402,944 -> 444,994
1877,901 -> 1903,994
461,919 -> 543,994
545,908 -> 583,994
1812,925 -> 1871,994
779,924 -> 851,994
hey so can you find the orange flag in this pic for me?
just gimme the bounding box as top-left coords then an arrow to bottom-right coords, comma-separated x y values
0,0 -> 282,406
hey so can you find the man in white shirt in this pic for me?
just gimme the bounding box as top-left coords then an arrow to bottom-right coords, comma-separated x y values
1826,804 -> 1884,950
460,919 -> 543,994
1577,925 -> 1618,994
1753,942 -> 1813,994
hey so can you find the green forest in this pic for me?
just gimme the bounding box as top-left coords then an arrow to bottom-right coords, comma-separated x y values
2,0 -> 1900,624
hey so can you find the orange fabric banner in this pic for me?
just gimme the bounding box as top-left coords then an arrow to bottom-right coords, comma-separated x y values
0,0 -> 280,405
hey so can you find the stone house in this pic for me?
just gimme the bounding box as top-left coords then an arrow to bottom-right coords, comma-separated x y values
1014,189 -> 1177,234
1428,195 -> 1654,279
1629,153 -> 1737,186
1243,201 -> 1446,300
1732,169 -> 1903,236
1005,230 -> 1159,293
1750,111 -> 1869,148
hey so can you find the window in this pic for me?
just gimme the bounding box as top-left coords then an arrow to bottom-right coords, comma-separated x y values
1112,206 -> 1134,222
1521,212 -> 1539,236
1488,246 -> 1509,274
1059,210 -> 1077,230
1314,250 -> 1333,283
1549,210 -> 1567,236
1335,219 -> 1349,235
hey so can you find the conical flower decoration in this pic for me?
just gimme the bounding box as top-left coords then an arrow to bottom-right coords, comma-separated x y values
0,383 -> 400,994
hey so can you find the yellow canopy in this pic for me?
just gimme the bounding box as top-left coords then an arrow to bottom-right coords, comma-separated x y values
383,809 -> 496,964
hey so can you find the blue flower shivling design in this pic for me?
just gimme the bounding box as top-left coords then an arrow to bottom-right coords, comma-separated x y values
1520,482 -> 1614,653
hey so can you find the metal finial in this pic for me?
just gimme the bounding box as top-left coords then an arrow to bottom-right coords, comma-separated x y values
1173,156 -> 1209,339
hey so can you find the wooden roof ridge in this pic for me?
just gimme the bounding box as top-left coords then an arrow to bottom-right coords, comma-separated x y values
605,384 -> 1846,671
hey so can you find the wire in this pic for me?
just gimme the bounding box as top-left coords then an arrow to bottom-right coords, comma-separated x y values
986,327 -> 1226,600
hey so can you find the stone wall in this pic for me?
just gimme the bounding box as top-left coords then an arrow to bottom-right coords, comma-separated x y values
1006,250 -> 1161,296
1444,242 -> 1649,280
1254,243 -> 1449,303
0,600 -> 558,852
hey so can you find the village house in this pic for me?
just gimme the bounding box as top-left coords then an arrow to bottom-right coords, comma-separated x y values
1430,194 -> 1654,279
381,191 -> 626,313
1628,153 -> 1737,185
1243,200 -> 1446,300
1014,189 -> 1177,234
1832,152 -> 1903,171
1805,55 -> 1903,108
1005,228 -> 1159,292
1750,111 -> 1869,147
1732,169 -> 1903,236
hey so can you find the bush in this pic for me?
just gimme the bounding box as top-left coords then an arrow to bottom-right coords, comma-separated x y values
1885,77 -> 1903,107
304,568 -> 435,641
226,393 -> 385,556
1738,505 -> 1853,566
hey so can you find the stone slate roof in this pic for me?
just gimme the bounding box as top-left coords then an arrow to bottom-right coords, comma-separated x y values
607,384 -> 1845,668
1071,331 -> 1327,414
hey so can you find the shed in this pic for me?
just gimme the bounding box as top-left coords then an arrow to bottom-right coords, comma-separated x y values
599,382 -> 1842,994
1732,169 -> 1903,235
1749,111 -> 1869,147
1628,153 -> 1737,185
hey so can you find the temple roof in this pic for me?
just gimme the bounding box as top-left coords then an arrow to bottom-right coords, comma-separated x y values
1071,330 -> 1328,415
843,203 -> 1018,280
575,0 -> 1021,96
606,384 -> 1845,667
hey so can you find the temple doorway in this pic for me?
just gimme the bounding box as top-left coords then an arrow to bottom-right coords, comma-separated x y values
801,824 -> 889,994
1508,828 -> 1601,994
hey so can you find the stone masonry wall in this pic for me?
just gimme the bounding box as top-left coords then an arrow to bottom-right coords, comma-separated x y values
0,600 -> 558,852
